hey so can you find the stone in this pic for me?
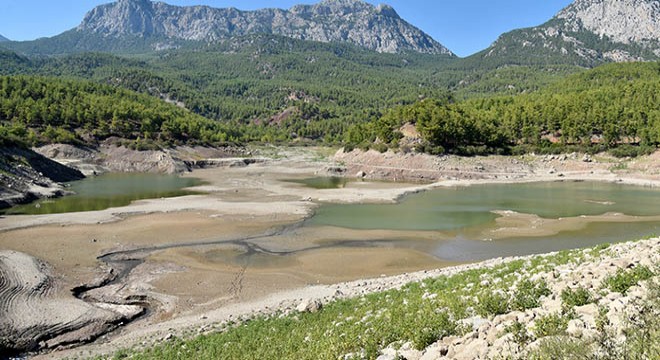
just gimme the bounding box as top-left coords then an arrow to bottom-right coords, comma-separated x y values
452,338 -> 488,360
420,343 -> 449,360
296,298 -> 322,313
566,319 -> 585,337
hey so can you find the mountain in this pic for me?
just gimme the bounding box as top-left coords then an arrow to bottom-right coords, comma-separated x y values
0,34 -> 9,42
466,0 -> 660,68
6,0 -> 452,56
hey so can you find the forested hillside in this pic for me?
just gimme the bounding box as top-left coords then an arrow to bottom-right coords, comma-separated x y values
350,62 -> 660,156
0,76 -> 241,148
1,36 -> 658,156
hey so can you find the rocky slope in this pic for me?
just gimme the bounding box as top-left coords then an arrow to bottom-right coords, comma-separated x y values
0,147 -> 84,209
469,0 -> 660,67
74,0 -> 451,55
0,34 -> 9,42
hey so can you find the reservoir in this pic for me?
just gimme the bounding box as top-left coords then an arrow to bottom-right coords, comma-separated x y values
1,173 -> 202,215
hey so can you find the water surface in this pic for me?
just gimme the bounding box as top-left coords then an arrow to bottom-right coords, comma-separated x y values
2,173 -> 203,215
307,181 -> 660,231
284,176 -> 352,189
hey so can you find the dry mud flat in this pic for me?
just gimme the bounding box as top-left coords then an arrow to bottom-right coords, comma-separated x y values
1,148 -> 660,358
0,250 -> 143,355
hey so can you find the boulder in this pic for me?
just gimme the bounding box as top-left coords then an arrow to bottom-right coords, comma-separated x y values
296,298 -> 322,313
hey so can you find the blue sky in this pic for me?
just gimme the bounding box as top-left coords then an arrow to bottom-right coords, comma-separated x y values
0,0 -> 573,57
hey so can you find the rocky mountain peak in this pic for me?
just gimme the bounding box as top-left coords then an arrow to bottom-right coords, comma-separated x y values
474,0 -> 660,67
75,0 -> 452,55
556,0 -> 660,44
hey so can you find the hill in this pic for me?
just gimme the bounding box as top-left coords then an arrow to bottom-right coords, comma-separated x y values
0,75 -> 241,148
353,62 -> 660,155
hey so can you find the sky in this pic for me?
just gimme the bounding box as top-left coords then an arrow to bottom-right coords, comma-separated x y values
0,0 -> 574,57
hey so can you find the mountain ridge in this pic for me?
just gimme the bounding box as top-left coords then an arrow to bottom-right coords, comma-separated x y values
0,34 -> 9,42
72,0 -> 452,55
468,0 -> 660,68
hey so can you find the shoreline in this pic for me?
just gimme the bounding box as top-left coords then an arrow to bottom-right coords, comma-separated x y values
2,147 -> 660,358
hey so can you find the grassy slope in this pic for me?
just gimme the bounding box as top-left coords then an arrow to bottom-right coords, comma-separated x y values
106,239 -> 658,360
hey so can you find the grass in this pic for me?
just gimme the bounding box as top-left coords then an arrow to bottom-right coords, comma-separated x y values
100,241 -> 655,360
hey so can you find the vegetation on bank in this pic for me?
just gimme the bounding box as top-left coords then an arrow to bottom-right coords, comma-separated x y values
0,61 -> 660,156
349,62 -> 660,156
102,240 -> 658,360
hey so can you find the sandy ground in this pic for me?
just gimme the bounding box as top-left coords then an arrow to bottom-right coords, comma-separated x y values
1,147 -> 660,358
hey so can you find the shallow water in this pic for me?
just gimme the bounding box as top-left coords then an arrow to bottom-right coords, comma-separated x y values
307,181 -> 660,230
284,176 -> 352,189
2,173 -> 203,215
300,181 -> 660,262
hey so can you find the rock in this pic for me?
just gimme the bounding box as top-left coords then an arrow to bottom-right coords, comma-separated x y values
566,319 -> 585,337
296,298 -> 322,313
356,171 -> 367,178
459,316 -> 489,332
420,342 -> 448,360
582,154 -> 593,162
398,341 -> 423,360
376,353 -> 397,360
453,338 -> 488,360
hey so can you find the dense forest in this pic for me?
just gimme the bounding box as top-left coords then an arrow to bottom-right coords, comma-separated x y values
1,37 -> 659,156
346,62 -> 660,156
0,76 -> 241,148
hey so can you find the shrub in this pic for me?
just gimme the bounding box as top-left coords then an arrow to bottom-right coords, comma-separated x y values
476,291 -> 510,316
527,337 -> 593,360
603,265 -> 654,294
512,279 -> 551,311
534,313 -> 569,338
609,144 -> 656,158
561,286 -> 593,309
506,320 -> 531,348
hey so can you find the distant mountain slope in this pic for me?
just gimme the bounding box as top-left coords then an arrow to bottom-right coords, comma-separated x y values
0,34 -> 9,42
465,0 -> 660,68
6,0 -> 452,56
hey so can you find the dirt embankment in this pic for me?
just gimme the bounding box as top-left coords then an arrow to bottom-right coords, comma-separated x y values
35,143 -> 246,176
0,147 -> 84,209
333,148 -> 660,186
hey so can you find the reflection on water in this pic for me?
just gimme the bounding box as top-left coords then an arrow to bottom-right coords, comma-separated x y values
284,176 -> 352,189
2,173 -> 203,215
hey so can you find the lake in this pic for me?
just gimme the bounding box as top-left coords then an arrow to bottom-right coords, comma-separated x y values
1,173 -> 203,215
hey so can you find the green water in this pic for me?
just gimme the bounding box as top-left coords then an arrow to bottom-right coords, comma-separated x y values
305,181 -> 660,261
308,181 -> 660,230
2,173 -> 203,215
284,176 -> 352,189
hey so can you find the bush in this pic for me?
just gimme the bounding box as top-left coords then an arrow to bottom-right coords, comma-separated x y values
512,279 -> 551,311
534,313 -> 569,338
603,265 -> 654,294
609,144 -> 656,158
561,286 -> 593,309
476,291 -> 510,316
506,321 -> 531,347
